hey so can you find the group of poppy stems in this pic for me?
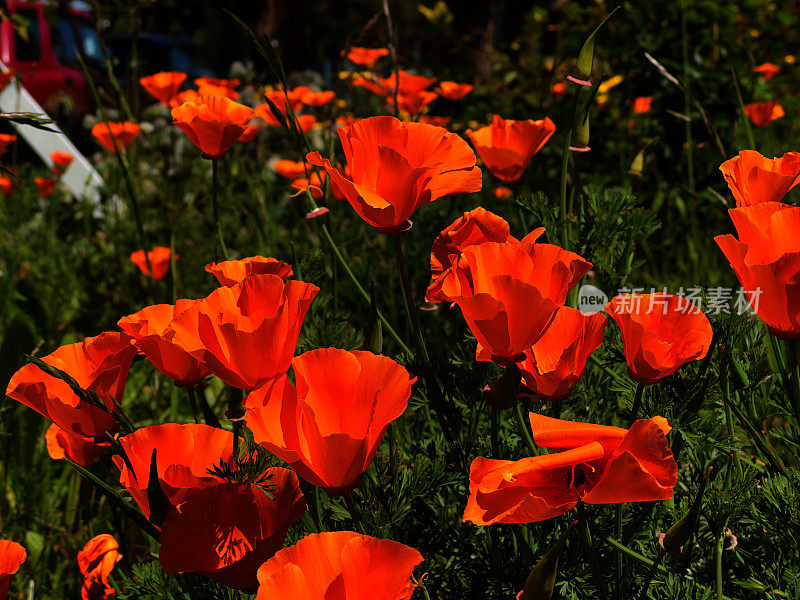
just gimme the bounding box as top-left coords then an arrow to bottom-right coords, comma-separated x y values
3,42 -> 800,599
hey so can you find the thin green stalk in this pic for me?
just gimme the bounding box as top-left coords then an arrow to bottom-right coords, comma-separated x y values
212,158 -> 230,261
786,340 -> 800,429
344,493 -> 364,534
186,388 -> 199,423
636,548 -> 666,600
490,408 -> 499,457
390,233 -> 429,362
723,388 -> 785,474
681,0 -> 695,191
578,502 -> 608,600
731,68 -> 755,150
601,535 -> 668,574
715,519 -> 730,600
630,382 -> 645,423
514,400 -> 537,455
615,503 -> 624,598
382,0 -> 401,118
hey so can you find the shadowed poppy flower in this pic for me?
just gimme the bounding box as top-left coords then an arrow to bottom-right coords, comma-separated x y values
168,274 -> 319,390
744,101 -> 784,127
0,177 -> 13,196
346,46 -> 390,66
118,300 -> 210,387
436,81 -> 473,101
140,71 -> 187,106
754,63 -> 780,81
551,81 -> 568,95
262,90 -> 303,120
35,177 -> 55,198
467,115 -> 556,182
6,332 -> 136,439
245,348 -> 415,495
256,531 -> 423,600
195,77 -> 240,100
171,89 -> 199,106
494,186 -> 512,200
159,471 -> 305,590
463,414 -> 677,525
633,96 -> 653,114
388,90 -> 438,115
0,133 -> 16,155
78,535 -> 120,600
291,172 -> 326,199
294,114 -> 317,133
605,293 -> 713,385
112,423 -> 233,519
238,121 -> 265,143
307,116 -> 482,233
50,151 -> 74,176
46,423 -> 110,466
171,96 -> 254,159
352,71 -> 437,98
91,121 -> 140,153
715,201 -> 800,339
130,246 -> 175,281
295,87 -> 335,107
719,150 -> 800,207
206,256 -> 293,287
418,115 -> 451,127
434,241 -> 591,363
273,159 -> 308,180
0,540 -> 26,600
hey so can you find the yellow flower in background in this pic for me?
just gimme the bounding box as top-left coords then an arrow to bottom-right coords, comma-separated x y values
419,1 -> 454,27
596,75 -> 623,106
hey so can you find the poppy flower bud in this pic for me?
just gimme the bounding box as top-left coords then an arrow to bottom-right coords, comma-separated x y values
519,522 -> 576,600
570,110 -> 590,152
569,8 -> 619,86
660,470 -> 709,556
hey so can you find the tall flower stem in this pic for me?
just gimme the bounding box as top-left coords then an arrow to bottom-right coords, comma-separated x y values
558,90 -> 581,248
578,502 -> 608,600
630,382 -> 645,423
211,158 -> 230,262
513,398 -> 537,455
785,340 -> 800,430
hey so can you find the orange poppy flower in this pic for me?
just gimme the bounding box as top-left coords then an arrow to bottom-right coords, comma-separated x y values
6,332 -> 136,439
205,257 -> 293,287
0,177 -> 14,196
245,348 -> 416,495
170,89 -> 199,107
467,115 -> 556,182
50,151 -> 74,176
77,534 -> 119,600
0,69 -> 15,91
112,423 -> 233,519
716,201 -> 800,339
0,133 -> 17,155
0,540 -> 26,600
632,96 -> 653,114
436,81 -> 473,101
46,423 -> 110,466
171,96 -> 254,159
346,46 -> 390,66
91,121 -> 140,153
34,177 -> 55,198
168,274 -> 319,390
273,159 -> 307,180
494,186 -> 512,199
140,71 -> 187,106
744,101 -> 785,127
719,150 -> 800,207
434,241 -> 591,363
551,81 -> 568,95
195,76 -> 240,100
159,471 -> 305,590
238,120 -> 265,143
753,62 -> 780,81
130,246 -> 175,281
117,300 -> 210,387
463,414 -> 677,525
418,115 -> 451,127
256,531 -> 424,600
295,87 -> 335,107
291,172 -> 325,199
261,90 -> 303,118
388,90 -> 438,115
307,116 -> 482,233
605,293 -> 713,385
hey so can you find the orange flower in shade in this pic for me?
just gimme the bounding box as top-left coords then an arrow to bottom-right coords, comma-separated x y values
433,241 -> 591,363
91,121 -> 140,153
307,116 -> 482,233
34,177 -> 56,198
294,114 -> 318,133
256,531 -> 424,600
467,115 -> 556,183
0,133 -> 17,155
632,96 -> 653,114
273,159 -> 308,180
206,256 -> 293,287
6,332 -> 136,439
291,171 -> 327,200
744,101 -> 785,127
719,150 -> 800,207
77,535 -> 120,600
494,186 -> 512,199
50,151 -> 74,176
551,81 -> 568,95
605,293 -> 713,385
168,274 -> 319,390
170,89 -> 199,107
117,300 -> 210,387
753,62 -> 780,81
130,246 -> 175,281
195,77 -> 240,99
140,71 -> 187,106
46,423 -> 111,466
436,81 -> 473,100
238,121 -> 265,143
294,86 -> 335,107
245,348 -> 416,495
159,471 -> 305,590
464,414 -> 677,525
0,177 -> 13,196
388,90 -> 438,115
346,46 -> 390,66
171,96 -> 254,159
418,115 -> 451,127
112,423 -> 233,519
716,202 -> 800,340
0,540 -> 26,600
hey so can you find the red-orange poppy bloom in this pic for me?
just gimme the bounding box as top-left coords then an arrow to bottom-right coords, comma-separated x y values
744,101 -> 785,127
436,81 -> 473,101
256,531 -> 424,600
494,186 -> 512,199
388,90 -> 438,115
168,274 -> 319,390
195,77 -> 240,100
0,540 -> 26,600
273,159 -> 308,180
6,332 -> 136,439
605,293 -> 713,385
294,86 -> 335,107
238,120 -> 266,143
434,241 -> 591,363
551,81 -> 568,95
307,116 -> 482,233
291,172 -> 326,200
418,115 -> 451,127
117,300 -> 210,387
34,177 -> 56,198
91,121 -> 140,153
140,71 -> 187,106
716,201 -> 800,339
171,96 -> 254,159
206,257 -> 293,287
112,423 -> 233,519
463,414 -> 677,525
78,534 -> 120,600
719,150 -> 800,207
0,134 -> 16,155
50,151 -> 74,176
633,96 -> 653,114
170,89 -> 199,107
159,471 -> 305,590
0,177 -> 13,196
467,115 -> 556,183
246,348 -> 416,495
130,246 -> 175,281
46,423 -> 111,466
753,63 -> 780,81
346,46 -> 390,66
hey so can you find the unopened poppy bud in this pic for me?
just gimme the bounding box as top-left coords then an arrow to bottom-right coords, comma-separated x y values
570,6 -> 620,85
660,470 -> 709,555
629,147 -> 645,177
570,110 -> 590,152
485,364 -> 522,410
519,522 -> 576,600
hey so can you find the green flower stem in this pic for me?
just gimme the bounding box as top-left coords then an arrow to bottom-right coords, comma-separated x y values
514,399 -> 537,455
390,233 -> 430,363
715,518 -> 730,600
186,388 -> 199,423
212,158 -> 230,262
630,382 -> 645,423
578,502 -> 608,600
344,493 -> 364,534
601,535 -> 667,574
490,408 -> 499,457
636,547 -> 666,600
785,340 -> 800,430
